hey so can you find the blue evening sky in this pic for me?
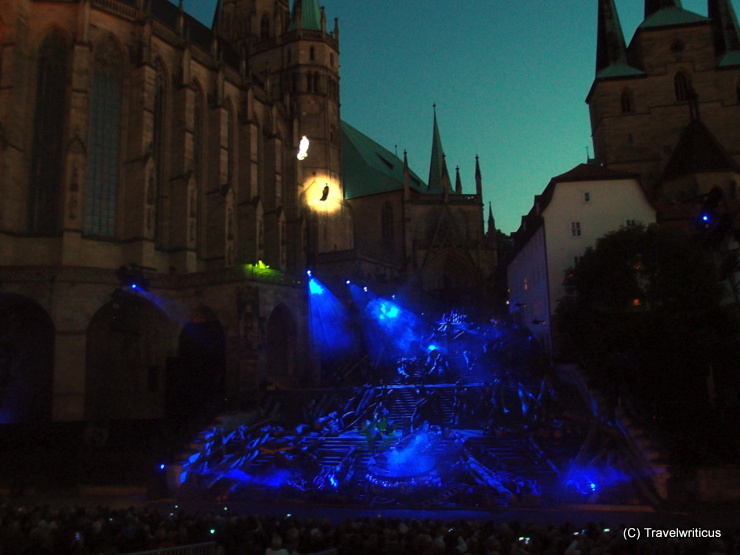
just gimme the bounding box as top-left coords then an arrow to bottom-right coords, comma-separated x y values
177,1 -> 738,234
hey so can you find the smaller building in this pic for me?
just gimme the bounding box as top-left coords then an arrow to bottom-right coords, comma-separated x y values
507,163 -> 656,355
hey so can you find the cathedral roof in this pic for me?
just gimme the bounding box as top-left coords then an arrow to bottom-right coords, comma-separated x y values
341,121 -> 426,199
289,0 -> 323,31
660,119 -> 740,181
638,6 -> 709,29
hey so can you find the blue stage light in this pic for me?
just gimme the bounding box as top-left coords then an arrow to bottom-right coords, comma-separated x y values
308,279 -> 324,295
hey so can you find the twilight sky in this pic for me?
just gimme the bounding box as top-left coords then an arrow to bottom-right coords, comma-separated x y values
176,0 -> 739,234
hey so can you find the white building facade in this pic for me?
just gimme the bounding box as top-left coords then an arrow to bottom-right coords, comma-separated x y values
508,164 -> 656,355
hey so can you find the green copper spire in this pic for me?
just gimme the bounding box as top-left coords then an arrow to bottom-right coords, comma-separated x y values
710,0 -> 740,64
596,0 -> 629,72
289,0 -> 322,31
596,0 -> 643,78
427,105 -> 451,194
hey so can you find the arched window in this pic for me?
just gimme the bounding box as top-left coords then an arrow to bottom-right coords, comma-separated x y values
313,72 -> 320,94
85,37 -> 123,238
381,202 -> 394,244
153,62 -> 166,241
30,30 -> 69,234
620,88 -> 634,113
306,72 -> 312,92
309,46 -> 315,61
0,18 -> 6,85
260,14 -> 270,42
674,71 -> 690,102
226,99 -> 234,185
192,82 -> 204,179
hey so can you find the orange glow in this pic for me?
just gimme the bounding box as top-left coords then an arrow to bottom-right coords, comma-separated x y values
632,298 -> 641,306
304,174 -> 342,213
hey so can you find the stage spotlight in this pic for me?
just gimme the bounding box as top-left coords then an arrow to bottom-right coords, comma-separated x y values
116,264 -> 152,291
346,279 -> 351,285
307,269 -> 312,277
363,286 -> 368,292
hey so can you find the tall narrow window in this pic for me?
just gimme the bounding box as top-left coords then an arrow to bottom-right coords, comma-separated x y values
85,38 -> 123,238
620,89 -> 634,113
153,63 -> 166,241
29,30 -> 69,234
674,72 -> 690,102
0,18 -> 5,85
260,14 -> 270,42
310,46 -> 315,61
192,82 -> 204,179
381,202 -> 394,244
225,99 -> 235,187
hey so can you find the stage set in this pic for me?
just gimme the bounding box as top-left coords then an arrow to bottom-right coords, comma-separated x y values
170,276 -> 650,510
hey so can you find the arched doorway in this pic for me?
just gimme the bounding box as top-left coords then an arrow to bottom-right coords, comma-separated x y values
86,292 -> 177,420
0,294 -> 54,423
265,303 -> 297,382
168,306 -> 225,419
422,250 -> 478,309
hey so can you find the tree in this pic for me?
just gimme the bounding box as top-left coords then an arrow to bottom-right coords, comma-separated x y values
555,224 -> 738,461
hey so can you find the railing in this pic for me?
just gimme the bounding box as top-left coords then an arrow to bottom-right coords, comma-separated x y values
128,543 -> 220,555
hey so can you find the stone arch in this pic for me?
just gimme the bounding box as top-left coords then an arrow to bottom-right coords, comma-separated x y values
422,248 -> 478,306
169,305 -> 225,418
0,293 -> 54,423
265,303 -> 297,381
85,293 -> 178,420
674,70 -> 691,102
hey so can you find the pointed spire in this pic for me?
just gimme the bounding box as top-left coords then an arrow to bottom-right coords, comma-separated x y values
441,154 -> 450,202
289,0 -> 322,31
488,202 -> 496,237
475,155 -> 483,201
403,150 -> 411,202
427,104 -> 451,194
645,0 -> 683,19
596,0 -> 630,75
455,166 -> 462,194
710,0 -> 740,60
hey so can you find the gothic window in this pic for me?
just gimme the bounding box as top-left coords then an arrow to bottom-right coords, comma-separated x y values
153,62 -> 167,242
306,72 -> 312,92
310,46 -> 315,61
29,30 -> 69,234
226,99 -> 235,185
85,37 -> 123,238
620,88 -> 634,113
674,71 -> 690,102
313,72 -> 321,94
193,82 -> 204,179
0,18 -> 5,84
381,202 -> 394,244
736,81 -> 740,103
260,14 -> 270,42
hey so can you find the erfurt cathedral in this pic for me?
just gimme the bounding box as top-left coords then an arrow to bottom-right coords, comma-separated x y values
0,0 -> 496,422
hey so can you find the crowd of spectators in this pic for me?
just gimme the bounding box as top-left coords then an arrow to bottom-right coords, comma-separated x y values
0,500 -> 736,554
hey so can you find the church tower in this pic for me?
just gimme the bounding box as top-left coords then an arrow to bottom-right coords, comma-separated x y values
215,0 -> 351,270
588,0 -> 740,201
